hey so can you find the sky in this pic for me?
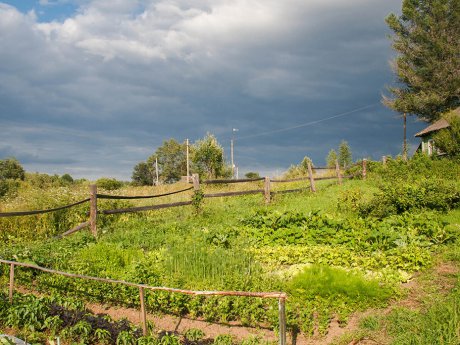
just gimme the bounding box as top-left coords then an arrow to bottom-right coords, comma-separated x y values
0,0 -> 427,180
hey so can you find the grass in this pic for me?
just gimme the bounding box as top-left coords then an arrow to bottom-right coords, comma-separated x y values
1,159 -> 460,343
287,265 -> 390,303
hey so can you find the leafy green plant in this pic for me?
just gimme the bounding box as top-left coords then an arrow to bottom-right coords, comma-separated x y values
212,334 -> 233,345
159,332 -> 180,345
192,190 -> 205,214
184,328 -> 205,342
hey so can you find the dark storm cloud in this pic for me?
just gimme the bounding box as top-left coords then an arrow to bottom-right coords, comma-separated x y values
0,1 -> 425,179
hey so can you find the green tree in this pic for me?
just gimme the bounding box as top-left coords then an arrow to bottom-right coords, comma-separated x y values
284,156 -> 314,179
191,133 -> 228,179
245,172 -> 261,179
147,139 -> 187,183
60,173 -> 74,184
131,161 -> 153,186
383,0 -> 460,121
433,111 -> 460,156
338,141 -> 352,168
326,149 -> 337,168
97,177 -> 123,190
0,158 -> 25,180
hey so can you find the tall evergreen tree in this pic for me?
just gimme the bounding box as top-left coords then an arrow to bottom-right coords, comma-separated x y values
338,141 -> 352,168
383,0 -> 460,121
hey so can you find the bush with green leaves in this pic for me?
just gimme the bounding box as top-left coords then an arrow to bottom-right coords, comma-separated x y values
97,177 -> 124,191
359,179 -> 460,218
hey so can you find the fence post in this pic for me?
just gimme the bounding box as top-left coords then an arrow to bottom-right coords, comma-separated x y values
139,287 -> 147,336
335,159 -> 342,185
264,177 -> 271,204
362,159 -> 367,180
192,174 -> 200,191
278,297 -> 286,345
89,184 -> 97,237
307,162 -> 316,193
9,263 -> 14,303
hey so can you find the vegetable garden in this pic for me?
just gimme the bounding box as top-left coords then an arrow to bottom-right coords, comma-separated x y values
1,154 -> 460,344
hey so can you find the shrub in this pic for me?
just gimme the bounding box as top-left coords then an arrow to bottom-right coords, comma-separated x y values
359,179 -> 460,218
96,177 -> 124,191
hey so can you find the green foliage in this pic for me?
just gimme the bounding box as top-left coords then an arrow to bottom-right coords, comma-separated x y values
338,141 -> 352,168
387,289 -> 460,345
191,190 -> 204,214
0,179 -> 19,198
0,158 -> 25,181
287,265 -> 390,303
60,174 -> 74,184
97,177 -> 124,191
1,155 -> 460,339
326,149 -> 337,168
132,139 -> 187,185
359,179 -> 460,217
245,172 -> 260,179
384,0 -> 460,120
184,328 -> 205,342
433,110 -> 460,156
150,139 -> 187,184
284,156 -> 313,179
213,334 -> 233,345
192,133 -> 229,179
158,332 -> 180,345
132,162 -> 153,186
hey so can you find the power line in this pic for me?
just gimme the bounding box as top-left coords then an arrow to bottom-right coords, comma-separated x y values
235,103 -> 380,141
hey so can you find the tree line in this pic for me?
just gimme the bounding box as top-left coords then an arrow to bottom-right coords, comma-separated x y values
132,133 -> 231,186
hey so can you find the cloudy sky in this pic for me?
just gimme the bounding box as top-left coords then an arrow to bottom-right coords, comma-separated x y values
0,0 -> 427,180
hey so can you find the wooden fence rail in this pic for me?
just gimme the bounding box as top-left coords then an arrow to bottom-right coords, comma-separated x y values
0,259 -> 287,345
0,159 -> 365,238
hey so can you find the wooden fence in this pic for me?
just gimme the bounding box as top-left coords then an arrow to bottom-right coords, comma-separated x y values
0,159 -> 367,238
0,159 -> 369,344
0,258 -> 287,345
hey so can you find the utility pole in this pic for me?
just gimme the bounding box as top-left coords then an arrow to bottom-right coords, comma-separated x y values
231,128 -> 238,179
231,139 -> 234,178
186,138 -> 190,183
403,113 -> 407,161
155,157 -> 159,186
152,159 -> 155,186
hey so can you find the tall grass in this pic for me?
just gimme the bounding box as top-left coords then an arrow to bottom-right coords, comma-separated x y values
387,292 -> 460,345
287,265 -> 391,303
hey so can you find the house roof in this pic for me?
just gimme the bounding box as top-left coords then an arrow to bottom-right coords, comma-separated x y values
415,107 -> 460,137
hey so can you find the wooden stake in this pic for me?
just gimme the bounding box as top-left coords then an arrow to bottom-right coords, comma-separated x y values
278,297 -> 286,345
9,263 -> 14,303
192,174 -> 200,191
362,159 -> 367,180
139,287 -> 147,336
307,162 -> 316,193
264,177 -> 271,204
89,184 -> 97,237
335,159 -> 342,185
